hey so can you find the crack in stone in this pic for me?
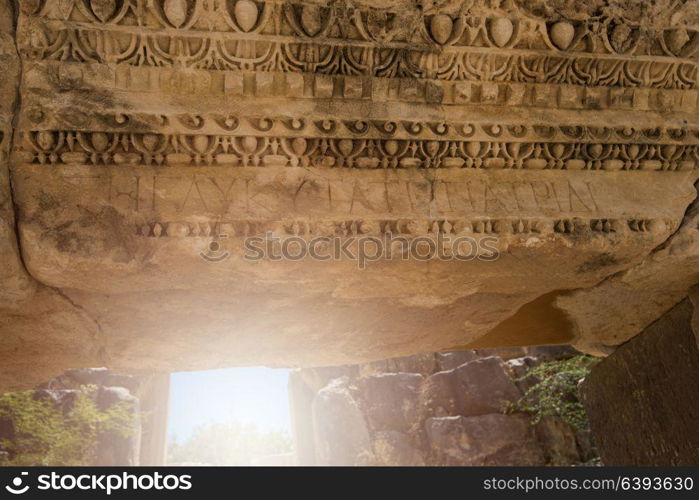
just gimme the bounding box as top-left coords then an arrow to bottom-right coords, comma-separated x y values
51,288 -> 111,366
3,1 -> 110,367
6,0 -> 33,284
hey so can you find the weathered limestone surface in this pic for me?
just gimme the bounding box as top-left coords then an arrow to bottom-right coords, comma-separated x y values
581,298 -> 699,465
0,0 -> 33,307
1,1 -> 699,386
425,414 -> 545,466
558,179 -> 699,355
311,377 -> 373,465
0,1 -> 104,389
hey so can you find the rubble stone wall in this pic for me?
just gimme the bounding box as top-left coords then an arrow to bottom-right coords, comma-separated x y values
291,346 -> 596,466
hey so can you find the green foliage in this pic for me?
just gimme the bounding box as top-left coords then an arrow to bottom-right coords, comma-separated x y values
0,385 -> 135,466
168,422 -> 291,465
507,355 -> 599,431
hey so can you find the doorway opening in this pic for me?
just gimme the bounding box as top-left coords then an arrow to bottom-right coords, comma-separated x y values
167,367 -> 292,466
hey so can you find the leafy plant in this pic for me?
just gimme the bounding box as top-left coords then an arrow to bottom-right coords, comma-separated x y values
507,355 -> 599,431
168,422 -> 291,465
0,385 -> 135,466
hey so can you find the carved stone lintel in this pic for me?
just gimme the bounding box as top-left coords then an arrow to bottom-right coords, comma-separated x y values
0,1 -> 699,385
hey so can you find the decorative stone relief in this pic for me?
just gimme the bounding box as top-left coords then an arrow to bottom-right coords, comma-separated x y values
0,0 -> 697,382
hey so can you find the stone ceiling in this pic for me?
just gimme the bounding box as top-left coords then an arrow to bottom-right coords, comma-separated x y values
0,0 -> 698,390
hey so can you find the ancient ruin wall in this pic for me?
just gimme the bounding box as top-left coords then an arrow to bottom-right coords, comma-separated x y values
291,347 -> 595,466
0,1 -> 698,387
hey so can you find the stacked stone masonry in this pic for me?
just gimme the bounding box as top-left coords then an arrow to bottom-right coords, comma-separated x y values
291,345 -> 596,466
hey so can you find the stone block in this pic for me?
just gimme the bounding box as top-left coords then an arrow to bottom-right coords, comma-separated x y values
453,357 -> 522,416
581,298 -> 699,465
372,431 -> 425,466
534,416 -> 581,465
357,373 -> 424,432
312,378 -> 372,465
425,414 -> 544,466
436,351 -> 479,372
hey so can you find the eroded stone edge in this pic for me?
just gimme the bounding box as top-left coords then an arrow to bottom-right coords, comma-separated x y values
558,178 -> 699,355
0,0 -> 106,391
